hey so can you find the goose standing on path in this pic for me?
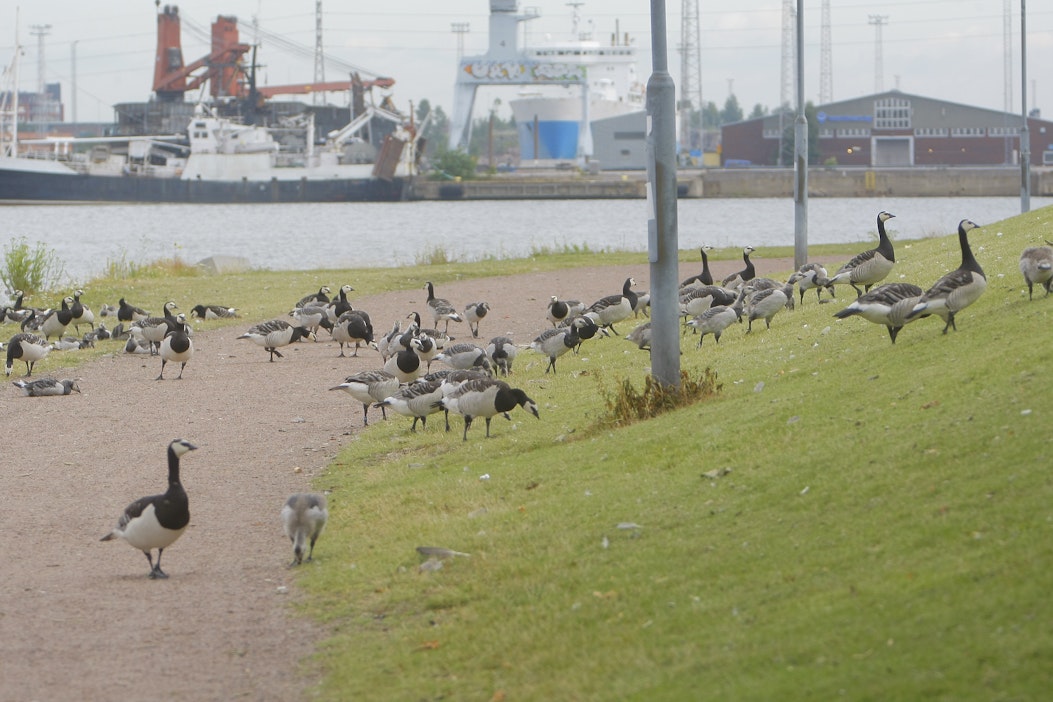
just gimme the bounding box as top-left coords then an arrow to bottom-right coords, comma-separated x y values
1019,242 -> 1053,300
190,304 -> 238,319
384,336 -> 425,383
329,369 -> 400,426
907,219 -> 985,333
12,377 -> 81,396
281,493 -> 328,566
157,315 -> 194,380
826,211 -> 897,297
438,378 -> 540,440
133,301 -> 179,355
237,319 -> 314,361
833,282 -> 924,344
5,332 -> 51,376
100,439 -> 197,579
584,277 -> 638,333
331,309 -> 374,357
424,282 -> 463,334
721,246 -> 757,290
463,301 -> 490,338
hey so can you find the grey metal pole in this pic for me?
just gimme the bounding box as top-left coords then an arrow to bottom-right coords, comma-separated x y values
647,0 -> 680,389
793,0 -> 808,271
1020,0 -> 1031,212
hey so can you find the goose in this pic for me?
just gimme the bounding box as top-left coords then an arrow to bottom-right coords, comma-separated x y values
907,219 -> 985,333
124,336 -> 152,354
325,284 -> 356,323
826,211 -> 897,297
687,303 -> 743,348
53,336 -> 85,351
562,314 -> 608,352
721,246 -> 757,289
3,289 -> 34,324
530,324 -> 580,373
117,297 -> 150,323
100,439 -> 197,579
12,377 -> 81,396
237,319 -> 315,361
94,322 -> 112,340
632,291 -> 651,318
792,263 -> 831,304
189,304 -> 238,319
376,320 -> 404,361
485,336 -> 517,376
745,283 -> 792,332
1019,243 -> 1053,300
157,316 -> 193,380
435,342 -> 490,371
280,493 -> 328,566
383,336 -> 425,383
289,302 -> 328,337
625,321 -> 652,350
433,368 -> 495,431
584,277 -> 638,333
679,285 -> 736,321
546,296 -> 585,327
39,296 -> 75,340
5,332 -> 51,376
70,289 -> 95,334
681,245 -> 715,288
329,369 -> 400,426
373,379 -> 446,432
463,301 -> 490,338
331,310 -> 374,357
437,378 -> 540,440
424,281 -> 463,334
296,285 -> 331,308
833,282 -> 924,344
132,301 -> 179,355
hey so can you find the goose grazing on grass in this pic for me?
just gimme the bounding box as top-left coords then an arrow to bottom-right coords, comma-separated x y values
40,296 -> 75,340
296,285 -> 331,308
70,289 -> 95,334
463,301 -> 490,338
681,245 -> 715,288
625,321 -> 652,350
834,282 -> 924,344
826,211 -> 897,297
329,369 -> 400,426
12,377 -> 81,396
435,342 -> 490,371
100,439 -> 197,579
546,296 -> 585,327
437,378 -> 540,440
157,316 -> 193,380
745,284 -> 792,332
792,263 -> 831,304
721,246 -> 757,289
190,304 -> 238,319
531,325 -> 581,373
907,219 -> 985,333
117,297 -> 150,324
281,493 -> 328,566
238,319 -> 314,361
424,281 -> 463,334
1019,243 -> 1053,300
485,336 -> 517,376
679,285 -> 736,321
373,379 -> 446,432
687,303 -> 743,348
584,277 -> 638,333
5,332 -> 51,376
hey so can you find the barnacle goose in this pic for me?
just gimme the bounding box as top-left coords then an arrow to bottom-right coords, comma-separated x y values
70,289 -> 95,334
329,369 -> 400,426
281,493 -> 328,566
530,325 -> 581,373
826,211 -> 897,297
437,378 -> 540,440
189,304 -> 238,319
117,297 -> 150,323
584,277 -> 638,333
435,343 -> 491,371
237,319 -> 315,361
792,263 -> 831,304
157,315 -> 194,379
296,286 -> 331,308
133,301 -> 179,355
720,246 -> 757,289
463,301 -> 490,338
12,377 -> 81,396
40,296 -> 75,340
424,281 -> 463,334
625,321 -> 652,350
907,219 -> 985,333
745,283 -> 792,332
383,336 -> 425,383
681,245 -> 715,288
1019,243 -> 1053,300
5,332 -> 51,376
373,379 -> 446,432
687,303 -> 743,347
485,336 -> 517,376
100,439 -> 197,579
546,296 -> 585,327
331,310 -> 374,357
833,282 -> 924,344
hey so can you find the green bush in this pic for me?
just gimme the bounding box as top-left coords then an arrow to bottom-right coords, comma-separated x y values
430,149 -> 477,180
1,238 -> 66,296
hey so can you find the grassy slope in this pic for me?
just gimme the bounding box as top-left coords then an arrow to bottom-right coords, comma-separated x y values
32,210 -> 1052,700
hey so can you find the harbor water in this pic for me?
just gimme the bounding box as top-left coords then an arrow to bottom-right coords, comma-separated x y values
1,196 -> 1050,286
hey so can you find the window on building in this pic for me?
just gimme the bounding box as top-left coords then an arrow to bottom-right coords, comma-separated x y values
837,127 -> 870,138
915,127 -> 948,137
950,126 -> 986,137
874,97 -> 911,129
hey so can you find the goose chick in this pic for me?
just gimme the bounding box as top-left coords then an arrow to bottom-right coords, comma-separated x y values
833,282 -> 924,343
100,439 -> 197,579
424,281 -> 463,334
1019,243 -> 1053,300
826,211 -> 897,297
281,493 -> 328,566
238,319 -> 315,361
625,321 -> 652,350
437,378 -> 540,440
329,369 -> 400,426
907,219 -> 985,333
12,377 -> 81,396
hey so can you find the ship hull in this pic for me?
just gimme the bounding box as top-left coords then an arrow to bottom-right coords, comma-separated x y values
511,96 -> 644,161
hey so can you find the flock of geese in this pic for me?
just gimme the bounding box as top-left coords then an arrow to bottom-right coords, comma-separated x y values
4,212 -> 1052,577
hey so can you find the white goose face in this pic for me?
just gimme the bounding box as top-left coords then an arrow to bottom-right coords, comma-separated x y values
164,301 -> 178,311
960,219 -> 980,233
879,211 -> 896,222
170,439 -> 198,457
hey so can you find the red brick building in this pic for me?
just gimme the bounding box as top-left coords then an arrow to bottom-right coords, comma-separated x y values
721,90 -> 1053,168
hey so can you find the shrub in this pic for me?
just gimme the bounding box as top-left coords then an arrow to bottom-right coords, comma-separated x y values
430,149 -> 477,181
1,238 -> 66,296
599,368 -> 722,427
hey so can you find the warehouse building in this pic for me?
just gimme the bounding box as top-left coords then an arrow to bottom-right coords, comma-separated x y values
721,90 -> 1053,168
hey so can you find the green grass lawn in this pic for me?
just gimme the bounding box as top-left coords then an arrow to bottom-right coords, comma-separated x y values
23,207 -> 1053,700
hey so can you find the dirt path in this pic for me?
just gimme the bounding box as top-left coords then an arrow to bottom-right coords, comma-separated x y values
0,256 -> 820,701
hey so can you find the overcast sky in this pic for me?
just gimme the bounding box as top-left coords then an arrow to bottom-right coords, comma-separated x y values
2,1 -> 1051,125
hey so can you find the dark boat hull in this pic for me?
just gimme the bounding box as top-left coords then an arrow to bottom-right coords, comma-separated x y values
0,167 -> 409,204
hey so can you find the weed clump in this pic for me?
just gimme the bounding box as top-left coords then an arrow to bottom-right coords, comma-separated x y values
1,238 -> 66,295
599,368 -> 721,427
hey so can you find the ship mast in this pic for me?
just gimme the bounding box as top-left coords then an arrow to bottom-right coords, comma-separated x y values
1,8 -> 20,159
